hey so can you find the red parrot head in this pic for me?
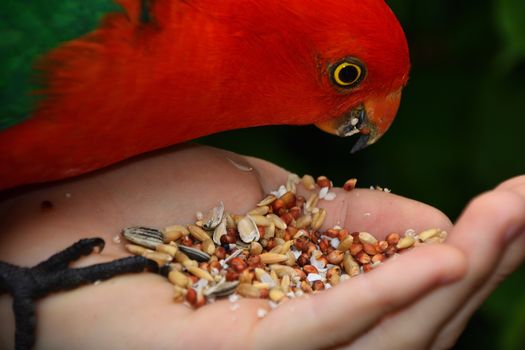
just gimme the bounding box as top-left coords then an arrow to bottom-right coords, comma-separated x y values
206,0 -> 410,152
0,0 -> 410,189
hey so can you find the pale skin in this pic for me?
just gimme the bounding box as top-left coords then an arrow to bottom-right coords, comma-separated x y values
0,145 -> 524,349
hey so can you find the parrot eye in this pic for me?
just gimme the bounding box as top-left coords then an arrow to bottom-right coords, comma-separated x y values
331,59 -> 366,89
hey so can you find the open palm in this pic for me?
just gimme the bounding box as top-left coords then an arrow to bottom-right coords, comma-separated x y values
1,145 -> 524,349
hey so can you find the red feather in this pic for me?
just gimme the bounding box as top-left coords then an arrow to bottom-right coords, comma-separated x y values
0,0 -> 409,190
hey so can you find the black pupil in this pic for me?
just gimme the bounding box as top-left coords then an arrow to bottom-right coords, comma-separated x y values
340,65 -> 359,84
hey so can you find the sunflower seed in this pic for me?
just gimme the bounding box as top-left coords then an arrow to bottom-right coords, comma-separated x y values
238,215 -> 260,243
212,219 -> 227,245
202,201 -> 224,230
204,280 -> 240,297
123,227 -> 163,249
178,245 -> 211,262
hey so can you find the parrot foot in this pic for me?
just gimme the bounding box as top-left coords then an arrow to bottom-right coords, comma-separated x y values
0,238 -> 158,350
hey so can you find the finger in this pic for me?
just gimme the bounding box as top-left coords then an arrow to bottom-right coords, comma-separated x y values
348,189 -> 525,350
431,183 -> 525,348
252,245 -> 465,350
495,175 -> 525,191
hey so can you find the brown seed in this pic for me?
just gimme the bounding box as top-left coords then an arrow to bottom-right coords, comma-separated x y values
280,213 -> 294,226
236,283 -> 261,298
337,236 -> 354,252
209,260 -> 221,271
343,178 -> 358,191
293,237 -> 308,251
250,241 -> 263,255
397,236 -> 416,250
289,206 -> 302,220
230,257 -> 249,272
356,251 -> 371,265
272,199 -> 286,212
215,246 -> 226,260
304,242 -> 316,256
316,176 -> 332,189
327,250 -> 344,265
186,288 -> 197,305
312,280 -> 325,291
293,268 -> 307,281
386,233 -> 401,245
247,255 -> 262,268
293,252 -> 307,266
281,191 -> 296,209
319,238 -> 330,253
350,243 -> 364,256
363,264 -> 374,273
259,288 -> 270,299
226,270 -> 240,281
325,229 -> 338,238
338,229 -> 350,241
302,265 -> 319,275
372,254 -> 385,263
180,235 -> 193,247
363,243 -> 378,256
259,253 -> 289,264
378,240 -> 389,252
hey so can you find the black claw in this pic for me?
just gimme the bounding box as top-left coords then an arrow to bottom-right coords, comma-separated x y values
0,237 -> 156,350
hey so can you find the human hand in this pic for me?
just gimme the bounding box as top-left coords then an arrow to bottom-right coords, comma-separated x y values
0,145 -> 523,349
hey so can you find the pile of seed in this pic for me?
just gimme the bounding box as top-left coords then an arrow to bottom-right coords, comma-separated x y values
122,174 -> 447,308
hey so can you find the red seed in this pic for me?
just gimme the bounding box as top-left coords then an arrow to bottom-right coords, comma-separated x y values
356,252 -> 371,265
230,257 -> 248,272
343,178 -> 357,191
350,243 -> 363,256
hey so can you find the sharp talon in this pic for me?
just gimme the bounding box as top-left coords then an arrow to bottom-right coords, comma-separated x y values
1,238 -> 156,350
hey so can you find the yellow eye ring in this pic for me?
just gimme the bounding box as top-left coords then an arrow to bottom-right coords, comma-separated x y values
331,60 -> 365,88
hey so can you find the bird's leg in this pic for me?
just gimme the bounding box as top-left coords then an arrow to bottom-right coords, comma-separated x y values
0,238 -> 157,350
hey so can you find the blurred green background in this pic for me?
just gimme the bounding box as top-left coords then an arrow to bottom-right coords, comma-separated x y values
1,0 -> 524,348
200,0 -> 525,349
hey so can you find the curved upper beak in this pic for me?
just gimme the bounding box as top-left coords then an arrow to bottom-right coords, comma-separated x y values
315,89 -> 402,153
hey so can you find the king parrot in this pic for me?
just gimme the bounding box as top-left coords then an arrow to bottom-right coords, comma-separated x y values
0,1 -> 410,349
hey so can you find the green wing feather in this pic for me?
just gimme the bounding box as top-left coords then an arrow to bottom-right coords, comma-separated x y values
0,0 -> 121,130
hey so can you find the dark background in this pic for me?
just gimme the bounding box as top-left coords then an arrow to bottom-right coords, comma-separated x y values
199,0 -> 525,349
